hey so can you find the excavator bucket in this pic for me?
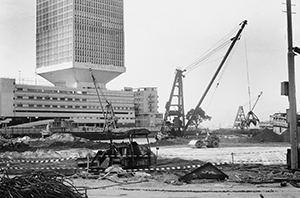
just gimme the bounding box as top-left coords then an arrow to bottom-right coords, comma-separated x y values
188,139 -> 204,148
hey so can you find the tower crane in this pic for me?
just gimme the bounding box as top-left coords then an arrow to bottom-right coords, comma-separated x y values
157,20 -> 248,140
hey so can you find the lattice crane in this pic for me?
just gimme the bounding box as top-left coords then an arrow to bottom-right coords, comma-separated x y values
157,20 -> 248,140
90,68 -> 118,132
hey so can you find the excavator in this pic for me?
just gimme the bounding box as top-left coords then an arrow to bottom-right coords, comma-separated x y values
156,20 -> 248,149
233,92 -> 263,130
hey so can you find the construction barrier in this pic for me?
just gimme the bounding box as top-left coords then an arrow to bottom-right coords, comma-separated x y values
0,149 -> 287,174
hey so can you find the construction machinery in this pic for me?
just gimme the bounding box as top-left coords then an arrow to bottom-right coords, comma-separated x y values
90,68 -> 118,132
188,130 -> 220,148
81,128 -> 156,171
157,20 -> 248,148
233,92 -> 263,129
86,69 -> 156,169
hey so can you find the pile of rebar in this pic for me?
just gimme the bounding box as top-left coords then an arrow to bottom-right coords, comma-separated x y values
0,170 -> 86,198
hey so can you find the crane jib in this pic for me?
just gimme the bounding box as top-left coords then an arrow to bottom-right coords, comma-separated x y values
183,20 -> 248,132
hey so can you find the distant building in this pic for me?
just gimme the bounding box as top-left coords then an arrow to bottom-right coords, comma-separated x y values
133,87 -> 163,128
259,112 -> 288,134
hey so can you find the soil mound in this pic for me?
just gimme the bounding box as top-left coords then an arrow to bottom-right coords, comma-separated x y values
46,133 -> 87,142
248,129 -> 283,143
280,130 -> 290,142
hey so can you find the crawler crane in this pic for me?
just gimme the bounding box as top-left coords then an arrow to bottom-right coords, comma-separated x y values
157,20 -> 248,149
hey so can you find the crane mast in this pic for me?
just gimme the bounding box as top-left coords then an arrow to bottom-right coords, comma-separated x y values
160,69 -> 186,137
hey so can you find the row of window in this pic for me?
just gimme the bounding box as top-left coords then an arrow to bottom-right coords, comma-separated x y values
75,0 -> 123,9
16,87 -> 85,94
37,6 -> 73,23
74,4 -> 122,18
75,12 -> 122,27
75,0 -> 123,12
37,18 -> 73,33
37,0 -> 73,8
14,110 -> 134,120
37,16 -> 73,32
37,0 -> 72,16
37,57 -> 72,67
37,47 -> 72,57
74,30 -> 124,48
15,87 -> 134,98
15,103 -> 133,111
74,50 -> 123,60
75,42 -> 123,54
37,24 -> 72,40
75,24 -> 123,37
74,55 -> 123,67
16,95 -> 86,102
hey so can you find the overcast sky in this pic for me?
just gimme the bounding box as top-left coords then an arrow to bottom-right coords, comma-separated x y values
1,0 -> 300,128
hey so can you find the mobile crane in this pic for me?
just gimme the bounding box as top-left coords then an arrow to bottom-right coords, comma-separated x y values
157,20 -> 248,148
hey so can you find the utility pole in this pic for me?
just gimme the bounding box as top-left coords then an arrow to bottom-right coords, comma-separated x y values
286,0 -> 298,170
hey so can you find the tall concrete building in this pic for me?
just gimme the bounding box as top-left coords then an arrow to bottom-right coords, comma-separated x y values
36,0 -> 125,88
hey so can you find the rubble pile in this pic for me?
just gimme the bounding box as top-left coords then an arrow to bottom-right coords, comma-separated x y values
0,135 -> 30,152
0,148 -> 94,159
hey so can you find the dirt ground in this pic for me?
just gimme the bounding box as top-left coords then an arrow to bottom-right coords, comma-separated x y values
1,129 -> 300,197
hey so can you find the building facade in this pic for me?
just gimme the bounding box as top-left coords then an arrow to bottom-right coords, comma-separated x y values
133,87 -> 163,128
36,0 -> 125,88
0,78 -> 135,128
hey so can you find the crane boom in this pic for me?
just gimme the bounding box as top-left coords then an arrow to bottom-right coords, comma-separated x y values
90,68 -> 105,117
89,68 -> 118,132
184,20 -> 248,132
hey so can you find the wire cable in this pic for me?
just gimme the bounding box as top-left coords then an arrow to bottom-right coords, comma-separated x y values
184,25 -> 240,74
244,29 -> 252,111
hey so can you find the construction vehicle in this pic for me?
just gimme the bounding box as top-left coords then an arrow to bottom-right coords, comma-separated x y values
85,69 -> 155,169
157,20 -> 248,149
188,130 -> 220,148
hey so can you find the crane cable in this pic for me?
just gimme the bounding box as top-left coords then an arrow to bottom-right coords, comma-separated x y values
184,25 -> 240,75
243,29 -> 252,111
205,36 -> 241,111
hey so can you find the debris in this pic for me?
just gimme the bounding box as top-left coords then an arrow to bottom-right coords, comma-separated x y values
0,170 -> 86,198
178,162 -> 229,182
105,164 -> 124,174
